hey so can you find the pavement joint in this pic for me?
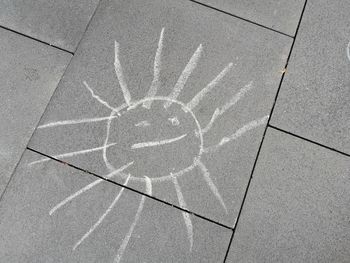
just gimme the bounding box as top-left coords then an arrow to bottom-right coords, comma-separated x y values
269,125 -> 350,158
187,0 -> 294,39
3,0 -> 345,260
223,0 -> 309,261
27,146 -> 234,231
72,0 -> 102,54
0,25 -> 74,55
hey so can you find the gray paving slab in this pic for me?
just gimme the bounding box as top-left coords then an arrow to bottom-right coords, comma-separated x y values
271,0 -> 350,155
0,150 -> 231,262
0,28 -> 71,196
28,0 -> 292,227
0,0 -> 100,52
227,128 -> 350,263
194,0 -> 305,36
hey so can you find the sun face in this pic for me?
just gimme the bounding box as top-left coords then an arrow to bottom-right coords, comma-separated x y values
31,27 -> 269,263
105,97 -> 203,182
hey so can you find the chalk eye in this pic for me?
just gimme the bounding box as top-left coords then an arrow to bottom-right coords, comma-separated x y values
134,120 -> 150,127
168,116 -> 180,126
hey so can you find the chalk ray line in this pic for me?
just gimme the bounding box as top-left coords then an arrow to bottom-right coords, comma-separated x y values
115,41 -> 132,106
186,62 -> 233,110
195,158 -> 227,213
134,120 -> 151,127
29,143 -> 117,165
103,114 -> 117,172
164,44 -> 203,109
83,81 -> 117,112
347,41 -> 350,62
131,134 -> 187,149
202,81 -> 253,134
172,176 -> 193,251
38,116 -> 117,129
49,162 -> 133,215
203,115 -> 269,153
114,177 -> 152,263
143,28 -> 165,109
73,175 -> 131,251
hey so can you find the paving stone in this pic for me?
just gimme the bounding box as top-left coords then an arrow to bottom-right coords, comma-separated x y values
227,128 -> 350,263
0,0 -> 100,52
0,28 -> 71,196
271,0 -> 350,155
0,150 -> 231,262
194,0 -> 305,36
28,0 -> 292,227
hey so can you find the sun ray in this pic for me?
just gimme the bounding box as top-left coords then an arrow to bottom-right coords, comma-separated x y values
134,120 -> 150,127
202,81 -> 253,134
29,143 -> 117,165
186,62 -> 233,110
49,161 -> 133,215
143,28 -> 165,109
73,175 -> 131,250
38,116 -> 118,129
83,81 -> 120,112
102,114 -> 117,172
114,177 -> 152,263
114,41 -> 132,106
203,115 -> 269,153
164,44 -> 203,109
131,133 -> 187,149
195,158 -> 227,213
172,176 -> 193,251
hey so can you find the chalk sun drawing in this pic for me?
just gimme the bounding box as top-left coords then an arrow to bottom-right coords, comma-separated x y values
31,28 -> 269,262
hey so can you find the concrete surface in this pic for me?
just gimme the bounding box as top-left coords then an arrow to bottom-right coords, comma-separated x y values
0,0 -> 100,52
271,0 -> 350,154
227,128 -> 350,263
0,150 -> 232,262
195,0 -> 305,36
28,0 -> 291,227
0,0 -> 350,262
0,28 -> 71,196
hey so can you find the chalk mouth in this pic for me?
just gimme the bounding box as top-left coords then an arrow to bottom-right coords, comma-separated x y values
131,134 -> 187,149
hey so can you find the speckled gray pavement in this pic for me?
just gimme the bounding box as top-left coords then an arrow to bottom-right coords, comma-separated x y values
0,0 -> 100,52
0,150 -> 231,262
227,128 -> 350,263
0,0 -> 349,262
0,28 -> 71,196
27,0 -> 291,228
192,0 -> 305,36
271,0 -> 350,155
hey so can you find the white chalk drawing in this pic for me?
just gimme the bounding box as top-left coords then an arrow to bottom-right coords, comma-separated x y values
347,41 -> 350,62
31,28 -> 269,262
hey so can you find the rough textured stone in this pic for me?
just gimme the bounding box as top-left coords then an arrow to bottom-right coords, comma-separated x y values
194,0 -> 305,36
227,128 -> 350,263
28,0 -> 291,226
0,28 -> 71,195
271,0 -> 350,154
0,150 -> 232,262
0,0 -> 100,52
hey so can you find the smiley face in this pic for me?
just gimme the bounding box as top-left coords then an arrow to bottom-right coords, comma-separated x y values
105,97 -> 203,181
